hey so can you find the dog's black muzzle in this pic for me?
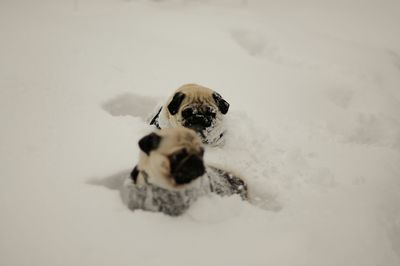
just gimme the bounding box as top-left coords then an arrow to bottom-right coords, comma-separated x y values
169,150 -> 205,185
181,107 -> 216,132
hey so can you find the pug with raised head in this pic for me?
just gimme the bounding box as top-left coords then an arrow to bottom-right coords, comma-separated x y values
150,84 -> 230,146
122,128 -> 247,216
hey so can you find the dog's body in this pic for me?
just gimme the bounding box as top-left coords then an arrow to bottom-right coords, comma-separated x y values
123,168 -> 210,216
122,128 -> 247,216
207,166 -> 247,199
150,84 -> 230,146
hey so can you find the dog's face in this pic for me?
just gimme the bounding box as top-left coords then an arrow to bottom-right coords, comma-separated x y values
137,128 -> 205,190
165,84 -> 229,145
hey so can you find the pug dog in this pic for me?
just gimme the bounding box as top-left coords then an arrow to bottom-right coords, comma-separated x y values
149,83 -> 230,146
122,128 -> 247,216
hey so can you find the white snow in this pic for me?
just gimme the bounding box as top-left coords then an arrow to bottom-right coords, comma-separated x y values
1,0 -> 400,265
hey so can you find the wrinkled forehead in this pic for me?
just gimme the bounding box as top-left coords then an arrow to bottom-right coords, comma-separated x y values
156,128 -> 202,153
176,85 -> 215,105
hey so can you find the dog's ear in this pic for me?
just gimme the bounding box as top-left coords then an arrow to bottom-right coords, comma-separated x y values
138,133 -> 162,155
130,166 -> 139,183
212,92 -> 230,114
167,92 -> 186,115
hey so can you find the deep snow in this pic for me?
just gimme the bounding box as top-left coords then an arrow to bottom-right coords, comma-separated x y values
1,0 -> 400,265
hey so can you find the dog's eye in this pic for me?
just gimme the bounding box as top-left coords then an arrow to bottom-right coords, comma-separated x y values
199,148 -> 205,156
181,108 -> 193,119
169,149 -> 188,163
205,109 -> 216,118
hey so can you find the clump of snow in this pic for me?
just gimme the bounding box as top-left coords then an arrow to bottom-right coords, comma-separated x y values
1,0 -> 400,266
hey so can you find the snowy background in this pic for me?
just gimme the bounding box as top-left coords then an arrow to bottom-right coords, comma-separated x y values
1,0 -> 400,265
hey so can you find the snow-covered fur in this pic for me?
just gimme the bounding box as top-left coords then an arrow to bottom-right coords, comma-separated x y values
122,166 -> 247,216
122,170 -> 211,216
207,166 -> 247,200
149,84 -> 229,146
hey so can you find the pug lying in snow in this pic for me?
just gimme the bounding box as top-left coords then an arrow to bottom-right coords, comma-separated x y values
150,83 -> 230,146
122,128 -> 247,216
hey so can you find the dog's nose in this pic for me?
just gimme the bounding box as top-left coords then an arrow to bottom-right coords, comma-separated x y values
184,114 -> 214,130
188,115 -> 212,129
182,107 -> 215,130
170,153 -> 205,185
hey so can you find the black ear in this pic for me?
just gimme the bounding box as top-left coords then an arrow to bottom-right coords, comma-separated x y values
130,166 -> 139,183
138,133 -> 161,155
212,92 -> 230,114
167,92 -> 186,115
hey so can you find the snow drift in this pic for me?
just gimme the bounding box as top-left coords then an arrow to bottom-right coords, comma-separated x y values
1,0 -> 399,265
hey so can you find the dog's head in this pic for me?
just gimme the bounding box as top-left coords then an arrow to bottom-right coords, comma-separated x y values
164,84 -> 229,145
136,128 -> 206,190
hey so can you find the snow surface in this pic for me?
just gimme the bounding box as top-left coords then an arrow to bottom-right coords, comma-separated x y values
1,0 -> 400,265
